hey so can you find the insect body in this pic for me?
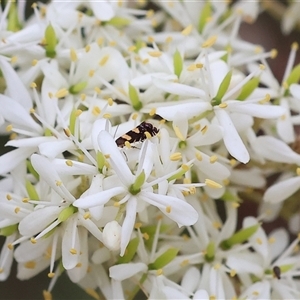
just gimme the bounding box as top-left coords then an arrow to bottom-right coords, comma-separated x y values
115,122 -> 159,147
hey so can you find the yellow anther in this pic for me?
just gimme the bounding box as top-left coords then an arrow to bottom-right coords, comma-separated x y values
270,49 -> 277,59
165,206 -> 172,213
6,124 -> 13,132
134,222 -> 142,229
14,207 -> 20,214
202,35 -> 217,48
22,197 -> 29,203
165,36 -> 173,43
181,164 -> 189,171
156,269 -> 163,276
201,125 -> 208,134
256,238 -> 262,245
89,69 -> 95,77
187,64 -> 197,71
6,194 -> 12,200
173,126 -> 185,140
143,232 -> 149,240
65,160 -> 73,166
131,112 -> 138,120
32,59 -> 38,66
196,152 -> 202,161
148,51 -> 162,57
92,106 -> 101,116
55,180 -> 62,186
83,212 -> 90,219
196,63 -> 203,68
97,37 -> 104,45
25,261 -> 36,269
48,272 -> 55,278
109,41 -> 116,47
80,94 -> 86,101
7,244 -> 13,250
230,269 -> 236,277
170,152 -> 182,161
125,141 -> 131,148
70,48 -> 77,62
75,109 -> 82,117
30,237 -> 37,244
128,45 -> 136,52
11,56 -> 18,63
181,24 -> 193,36
85,44 -> 91,52
231,202 -> 240,208
219,103 -> 228,108
183,178 -> 191,184
146,9 -> 154,18
149,108 -> 156,116
55,88 -> 69,99
205,179 -> 222,189
145,131 -> 152,139
210,155 -> 218,163
99,55 -> 109,66
259,64 -> 265,70
94,87 -> 102,94
70,248 -> 77,255
30,82 -> 37,88
292,42 -> 299,51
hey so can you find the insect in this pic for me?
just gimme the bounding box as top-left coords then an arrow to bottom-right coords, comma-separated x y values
115,121 -> 159,148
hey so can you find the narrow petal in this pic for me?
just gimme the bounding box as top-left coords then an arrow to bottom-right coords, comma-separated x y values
98,130 -> 134,186
263,177 -> 300,204
73,187 -> 125,209
38,140 -> 75,158
214,108 -> 249,163
89,1 -> 115,21
109,262 -> 147,281
140,191 -> 198,227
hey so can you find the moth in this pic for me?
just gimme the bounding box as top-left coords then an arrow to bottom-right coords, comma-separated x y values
115,121 -> 159,148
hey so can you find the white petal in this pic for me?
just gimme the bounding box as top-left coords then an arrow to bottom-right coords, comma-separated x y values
19,206 -> 63,236
227,102 -> 285,119
140,191 -> 198,227
0,58 -> 32,110
214,108 -> 249,163
253,136 -> 300,164
263,177 -> 300,204
62,216 -> 80,270
162,286 -> 187,299
73,187 -> 125,209
194,290 -> 209,300
136,140 -> 154,179
181,267 -> 200,293
38,140 -> 75,158
52,159 -> 97,175
109,262 -> 147,281
103,220 -> 121,251
239,281 -> 270,300
152,77 -> 205,98
156,101 -> 212,121
0,148 -> 34,175
268,228 -> 289,260
0,94 -> 42,133
89,1 -> 115,21
6,136 -> 52,148
290,83 -> 300,98
120,197 -> 137,256
98,130 -> 134,186
31,154 -> 76,202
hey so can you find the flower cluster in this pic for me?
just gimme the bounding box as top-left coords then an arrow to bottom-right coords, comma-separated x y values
0,1 -> 300,299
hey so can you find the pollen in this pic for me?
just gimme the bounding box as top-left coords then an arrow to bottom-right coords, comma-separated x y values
156,269 -> 163,276
31,237 -> 37,244
259,64 -> 265,70
181,24 -> 193,36
256,238 -> 262,245
70,248 -> 77,255
166,206 -> 172,213
230,269 -> 237,277
144,131 -> 152,139
6,124 -> 13,132
11,56 -> 18,63
181,164 -> 189,171
180,259 -> 189,267
107,98 -> 114,106
70,48 -> 77,62
65,160 -> 73,167
134,222 -> 142,229
103,113 -> 112,119
55,180 -> 62,186
270,49 -> 278,59
92,106 -> 101,116
94,87 -> 102,94
43,290 -> 52,300
89,69 -> 95,77
170,152 -> 182,161
218,102 -> 228,108
6,194 -> 12,200
30,82 -> 37,89
230,158 -> 237,166
196,63 -> 203,69
143,232 -> 149,240
148,50 -> 162,57
83,212 -> 90,219
149,108 -> 156,116
205,179 -> 222,189
202,35 -> 217,48
131,112 -> 138,120
125,141 -> 131,148
55,88 -> 69,99
209,155 -> 218,163
25,261 -> 36,269
48,272 -> 55,278
114,202 -> 120,207
187,64 -> 197,71
292,42 -> 299,51
173,125 -> 185,140
165,36 -> 173,43
85,44 -> 91,52
14,207 -> 20,214
99,55 -> 109,66
22,197 -> 29,203
7,244 -> 13,250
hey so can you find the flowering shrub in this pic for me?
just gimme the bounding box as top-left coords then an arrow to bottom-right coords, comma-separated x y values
0,1 -> 300,299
